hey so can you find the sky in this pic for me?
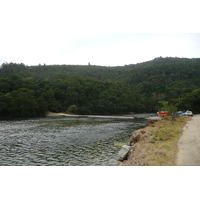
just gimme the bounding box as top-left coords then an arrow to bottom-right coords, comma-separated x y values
0,0 -> 200,67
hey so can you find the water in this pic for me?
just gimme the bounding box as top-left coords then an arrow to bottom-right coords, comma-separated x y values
0,116 -> 148,166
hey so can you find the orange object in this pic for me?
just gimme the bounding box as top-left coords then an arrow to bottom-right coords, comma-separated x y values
157,111 -> 168,116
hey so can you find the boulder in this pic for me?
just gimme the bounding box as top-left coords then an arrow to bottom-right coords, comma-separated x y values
117,145 -> 131,161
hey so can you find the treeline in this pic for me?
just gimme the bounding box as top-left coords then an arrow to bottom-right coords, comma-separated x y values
169,89 -> 200,114
1,57 -> 200,117
0,75 -> 158,117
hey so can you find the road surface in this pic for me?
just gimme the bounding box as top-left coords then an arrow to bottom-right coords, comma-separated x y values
176,114 -> 200,166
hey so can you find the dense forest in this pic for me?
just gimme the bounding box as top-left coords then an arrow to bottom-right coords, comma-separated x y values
1,57 -> 200,117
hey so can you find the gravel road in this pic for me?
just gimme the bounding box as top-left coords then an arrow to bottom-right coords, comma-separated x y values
176,114 -> 200,166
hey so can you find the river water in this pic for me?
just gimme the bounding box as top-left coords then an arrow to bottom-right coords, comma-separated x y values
0,116 -> 148,166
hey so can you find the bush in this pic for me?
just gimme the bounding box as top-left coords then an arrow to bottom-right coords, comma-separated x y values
66,105 -> 78,114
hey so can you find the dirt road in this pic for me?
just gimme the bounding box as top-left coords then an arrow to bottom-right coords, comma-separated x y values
176,114 -> 200,166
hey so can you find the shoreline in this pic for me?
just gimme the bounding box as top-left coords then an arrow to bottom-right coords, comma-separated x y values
46,112 -> 161,120
46,112 -> 136,119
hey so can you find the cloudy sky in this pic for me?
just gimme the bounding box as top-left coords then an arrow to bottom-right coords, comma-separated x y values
0,0 -> 200,66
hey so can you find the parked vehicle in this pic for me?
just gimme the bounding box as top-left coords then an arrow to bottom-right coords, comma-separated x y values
175,111 -> 184,115
183,110 -> 193,116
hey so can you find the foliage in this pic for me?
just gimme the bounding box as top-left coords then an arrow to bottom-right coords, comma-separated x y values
1,57 -> 200,117
0,88 -> 47,117
67,105 -> 78,114
174,89 -> 200,113
160,101 -> 177,116
0,75 -> 154,117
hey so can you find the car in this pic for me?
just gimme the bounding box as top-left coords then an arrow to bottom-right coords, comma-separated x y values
183,110 -> 193,116
176,111 -> 184,115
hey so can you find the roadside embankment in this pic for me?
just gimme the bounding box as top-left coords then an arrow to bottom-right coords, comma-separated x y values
120,116 -> 190,166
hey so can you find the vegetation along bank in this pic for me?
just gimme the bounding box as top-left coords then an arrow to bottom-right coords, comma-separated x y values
120,116 -> 190,166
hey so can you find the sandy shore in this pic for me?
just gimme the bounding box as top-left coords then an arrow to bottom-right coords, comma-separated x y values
46,112 -> 136,119
46,112 -> 161,120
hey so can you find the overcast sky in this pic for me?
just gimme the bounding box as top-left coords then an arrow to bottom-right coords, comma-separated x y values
1,0 -> 200,66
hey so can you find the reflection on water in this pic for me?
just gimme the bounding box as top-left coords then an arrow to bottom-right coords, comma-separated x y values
0,117 -> 147,166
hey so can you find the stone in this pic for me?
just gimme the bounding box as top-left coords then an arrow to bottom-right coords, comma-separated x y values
117,145 -> 131,161
108,158 -> 119,166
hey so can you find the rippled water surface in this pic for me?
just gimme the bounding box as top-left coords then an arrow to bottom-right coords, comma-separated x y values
0,116 -> 148,166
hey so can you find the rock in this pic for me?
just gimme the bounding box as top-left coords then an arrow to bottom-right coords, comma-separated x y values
117,145 -> 131,161
108,158 -> 119,166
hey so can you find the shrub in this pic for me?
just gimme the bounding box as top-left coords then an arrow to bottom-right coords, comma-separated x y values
66,105 -> 78,114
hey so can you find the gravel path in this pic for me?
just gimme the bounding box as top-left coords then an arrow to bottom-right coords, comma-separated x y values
176,114 -> 200,166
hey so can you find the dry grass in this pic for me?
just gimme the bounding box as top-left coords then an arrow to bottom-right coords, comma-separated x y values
120,116 -> 190,166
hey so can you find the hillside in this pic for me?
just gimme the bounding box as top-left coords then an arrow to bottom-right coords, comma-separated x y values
1,57 -> 200,117
1,57 -> 200,99
124,57 -> 200,100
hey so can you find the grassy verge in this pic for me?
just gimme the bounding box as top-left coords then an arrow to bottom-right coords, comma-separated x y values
120,116 -> 190,166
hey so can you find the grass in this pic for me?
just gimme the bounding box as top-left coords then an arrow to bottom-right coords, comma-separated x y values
120,116 -> 190,166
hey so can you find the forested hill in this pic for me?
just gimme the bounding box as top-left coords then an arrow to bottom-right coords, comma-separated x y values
1,57 -> 200,117
123,57 -> 200,100
1,57 -> 200,99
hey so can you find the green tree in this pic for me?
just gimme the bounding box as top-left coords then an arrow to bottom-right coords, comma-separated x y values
67,105 -> 78,114
0,88 -> 38,117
